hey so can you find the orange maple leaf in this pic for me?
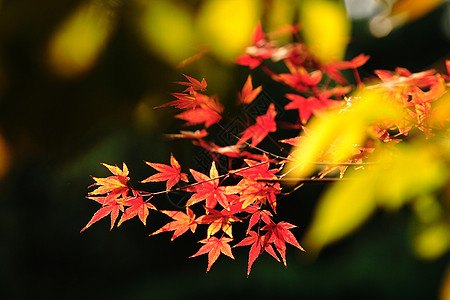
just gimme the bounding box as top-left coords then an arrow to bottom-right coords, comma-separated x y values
118,195 -> 157,226
234,231 -> 280,276
237,103 -> 277,146
149,208 -> 197,241
175,74 -> 207,92
80,195 -> 126,232
190,236 -> 234,272
186,162 -> 230,210
284,93 -> 341,124
196,207 -> 241,238
262,221 -> 305,266
141,154 -> 188,190
89,163 -> 130,197
81,163 -> 131,232
239,75 -> 262,105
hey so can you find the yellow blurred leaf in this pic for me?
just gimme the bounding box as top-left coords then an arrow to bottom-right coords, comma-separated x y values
375,143 -> 447,210
390,0 -> 445,22
266,0 -> 297,34
299,0 -> 350,64
138,0 -> 197,66
431,89 -> 450,127
413,194 -> 443,224
303,173 -> 377,252
284,89 -> 404,179
47,1 -> 115,78
196,0 -> 262,61
413,222 -> 450,260
303,138 -> 448,252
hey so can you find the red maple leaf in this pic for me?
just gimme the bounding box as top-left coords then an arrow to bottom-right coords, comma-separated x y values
196,207 -> 241,238
175,74 -> 207,92
80,195 -> 126,232
284,93 -> 341,124
239,75 -> 262,105
149,208 -> 197,241
165,129 -> 208,140
330,54 -> 370,70
118,195 -> 157,226
236,156 -> 278,180
174,93 -> 223,128
190,236 -> 235,272
237,103 -> 277,146
141,154 -> 188,190
234,231 -> 280,275
154,92 -> 197,110
89,163 -> 130,198
186,162 -> 230,210
225,177 -> 280,211
262,221 -> 305,266
244,207 -> 273,233
175,107 -> 222,128
235,23 -> 275,69
81,163 -> 131,232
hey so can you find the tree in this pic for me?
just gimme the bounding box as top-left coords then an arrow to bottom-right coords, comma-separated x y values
81,17 -> 450,280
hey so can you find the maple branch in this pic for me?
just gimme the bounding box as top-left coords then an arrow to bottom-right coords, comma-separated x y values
216,123 -> 290,161
257,177 -> 350,183
147,160 -> 275,197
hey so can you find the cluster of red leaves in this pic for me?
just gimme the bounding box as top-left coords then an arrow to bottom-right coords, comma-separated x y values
236,23 -> 366,124
370,67 -> 448,139
82,23 -> 450,275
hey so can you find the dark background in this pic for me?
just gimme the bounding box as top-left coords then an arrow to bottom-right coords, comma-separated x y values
0,0 -> 448,299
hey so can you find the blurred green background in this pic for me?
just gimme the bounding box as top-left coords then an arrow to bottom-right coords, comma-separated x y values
0,0 -> 449,299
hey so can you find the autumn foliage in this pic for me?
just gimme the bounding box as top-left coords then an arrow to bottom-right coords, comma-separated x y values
82,23 -> 450,275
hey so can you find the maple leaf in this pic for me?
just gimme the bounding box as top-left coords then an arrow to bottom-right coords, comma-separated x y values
234,231 -> 280,276
175,107 -> 222,128
225,177 -> 280,211
244,207 -> 273,233
330,54 -> 370,70
149,208 -> 197,241
80,195 -> 126,232
141,154 -> 188,190
118,195 -> 157,226
237,103 -> 277,146
89,163 -> 130,198
174,93 -> 223,128
235,23 -> 275,69
154,92 -> 197,110
236,156 -> 278,181
175,74 -> 207,92
239,75 -> 262,104
262,221 -> 305,266
165,129 -> 208,140
82,163 -> 132,232
285,93 -> 341,124
186,162 -> 230,210
190,236 -> 234,272
196,207 -> 241,238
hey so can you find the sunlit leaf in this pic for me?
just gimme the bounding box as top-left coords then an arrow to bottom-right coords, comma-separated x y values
196,0 -> 262,61
138,0 -> 197,65
375,143 -> 447,210
284,89 -> 404,179
266,0 -> 297,35
413,222 -> 450,260
303,172 -> 377,252
299,0 -> 350,64
390,0 -> 445,23
304,140 -> 448,252
47,1 -> 115,78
